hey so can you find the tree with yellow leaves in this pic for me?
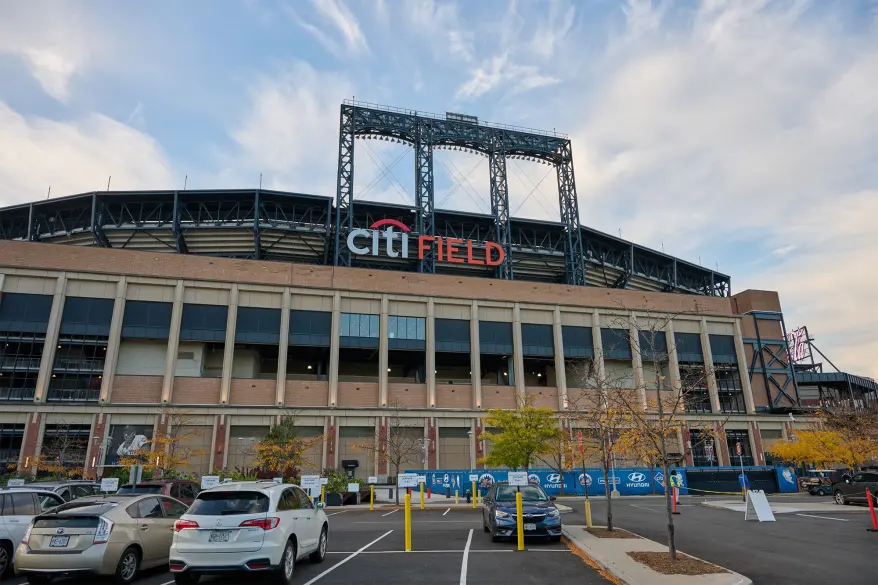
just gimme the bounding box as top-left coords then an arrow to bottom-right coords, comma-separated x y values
480,397 -> 564,471
119,408 -> 207,479
770,404 -> 878,469
253,411 -> 323,479
32,421 -> 89,479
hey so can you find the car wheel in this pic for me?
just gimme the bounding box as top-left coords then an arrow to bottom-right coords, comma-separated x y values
483,522 -> 490,533
0,541 -> 12,579
834,490 -> 848,505
272,540 -> 295,584
309,526 -> 328,563
114,547 -> 140,584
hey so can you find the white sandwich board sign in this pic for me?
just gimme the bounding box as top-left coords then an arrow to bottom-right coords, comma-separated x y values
745,490 -> 776,522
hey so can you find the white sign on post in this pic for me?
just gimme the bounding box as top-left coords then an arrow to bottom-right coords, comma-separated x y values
273,477 -> 283,484
347,483 -> 360,493
417,475 -> 427,484
320,477 -> 329,485
469,474 -> 479,482
300,475 -> 321,497
201,476 -> 220,490
6,479 -> 25,488
100,478 -> 119,493
507,471 -> 529,486
745,490 -> 776,522
398,473 -> 419,488
367,476 -> 378,484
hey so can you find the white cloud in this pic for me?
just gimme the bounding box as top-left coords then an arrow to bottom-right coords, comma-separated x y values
291,0 -> 368,57
405,0 -> 474,62
0,102 -> 174,204
529,2 -> 575,59
456,53 -> 559,100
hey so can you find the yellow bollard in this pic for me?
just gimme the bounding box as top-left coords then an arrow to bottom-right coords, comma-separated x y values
404,493 -> 412,551
420,482 -> 424,510
320,484 -> 326,505
516,491 -> 524,551
584,499 -> 593,528
472,481 -> 477,509
370,485 -> 374,511
455,490 -> 459,505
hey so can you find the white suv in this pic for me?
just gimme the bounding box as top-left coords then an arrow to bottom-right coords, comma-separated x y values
169,481 -> 328,584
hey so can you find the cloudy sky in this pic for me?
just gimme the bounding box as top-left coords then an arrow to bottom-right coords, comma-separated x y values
1,0 -> 876,378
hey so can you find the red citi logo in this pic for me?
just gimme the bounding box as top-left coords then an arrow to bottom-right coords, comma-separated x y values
346,220 -> 504,266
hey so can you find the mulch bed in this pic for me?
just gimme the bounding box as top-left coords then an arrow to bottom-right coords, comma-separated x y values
585,527 -> 640,539
628,551 -> 728,575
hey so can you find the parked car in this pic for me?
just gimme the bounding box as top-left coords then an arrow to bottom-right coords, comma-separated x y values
169,480 -> 329,584
117,480 -> 200,505
481,482 -> 562,542
833,471 -> 878,506
802,469 -> 849,496
9,480 -> 101,502
14,493 -> 189,584
0,489 -> 66,578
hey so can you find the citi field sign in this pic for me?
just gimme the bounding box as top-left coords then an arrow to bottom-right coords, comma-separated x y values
346,219 -> 505,266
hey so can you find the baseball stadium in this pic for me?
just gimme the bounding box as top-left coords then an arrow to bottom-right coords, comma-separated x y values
0,102 -> 874,494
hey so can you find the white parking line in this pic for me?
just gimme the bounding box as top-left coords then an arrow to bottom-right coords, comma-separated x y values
327,511 -> 346,516
355,520 -> 481,524
795,513 -> 850,522
460,529 -> 473,585
628,504 -> 661,513
327,549 -> 513,554
301,530 -> 393,585
381,509 -> 398,517
443,508 -> 450,516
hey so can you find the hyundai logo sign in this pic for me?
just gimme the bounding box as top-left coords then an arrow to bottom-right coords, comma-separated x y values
628,472 -> 646,483
546,473 -> 562,483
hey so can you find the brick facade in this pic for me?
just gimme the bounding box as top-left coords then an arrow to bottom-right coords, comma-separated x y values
173,378 -> 221,405
111,375 -> 163,403
229,379 -> 275,405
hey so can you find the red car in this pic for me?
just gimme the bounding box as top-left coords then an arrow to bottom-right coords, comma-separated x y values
116,480 -> 201,505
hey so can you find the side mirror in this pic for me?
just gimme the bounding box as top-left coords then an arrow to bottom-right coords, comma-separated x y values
549,496 -> 557,501
316,502 -> 325,510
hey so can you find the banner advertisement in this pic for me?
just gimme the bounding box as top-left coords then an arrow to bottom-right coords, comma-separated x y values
103,424 -> 153,467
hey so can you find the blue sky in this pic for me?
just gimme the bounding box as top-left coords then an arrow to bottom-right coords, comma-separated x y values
1,0 -> 877,377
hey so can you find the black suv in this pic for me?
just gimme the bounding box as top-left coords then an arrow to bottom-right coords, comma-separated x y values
481,482 -> 562,542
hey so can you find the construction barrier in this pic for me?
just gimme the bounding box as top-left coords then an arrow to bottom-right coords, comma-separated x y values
867,488 -> 878,533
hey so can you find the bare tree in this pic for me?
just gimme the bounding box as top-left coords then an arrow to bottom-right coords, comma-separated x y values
34,421 -> 89,479
356,401 -> 425,504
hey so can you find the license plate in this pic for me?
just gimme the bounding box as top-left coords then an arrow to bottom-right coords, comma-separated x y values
524,523 -> 536,531
209,531 -> 230,543
49,536 -> 70,547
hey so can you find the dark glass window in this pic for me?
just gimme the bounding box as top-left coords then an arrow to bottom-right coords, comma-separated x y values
0,336 -> 43,401
0,293 -> 53,334
48,336 -> 106,403
709,334 -> 737,364
562,326 -> 593,358
235,307 -> 281,344
435,319 -> 470,352
38,425 -> 90,476
638,331 -> 668,361
59,298 -> 114,336
180,304 -> 228,342
289,310 -> 331,347
479,321 -> 513,355
339,313 -> 379,348
0,424 -> 24,470
690,430 -> 719,467
521,324 -> 553,357
601,328 -> 631,360
717,367 -> 745,413
121,301 -> 172,339
682,365 -> 712,414
726,430 -> 754,466
674,332 -> 703,363
388,316 -> 425,350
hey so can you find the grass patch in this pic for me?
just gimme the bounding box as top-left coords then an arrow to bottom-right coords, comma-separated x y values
628,551 -> 728,575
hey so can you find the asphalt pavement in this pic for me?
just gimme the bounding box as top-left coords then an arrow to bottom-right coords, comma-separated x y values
562,495 -> 877,585
5,508 -> 609,585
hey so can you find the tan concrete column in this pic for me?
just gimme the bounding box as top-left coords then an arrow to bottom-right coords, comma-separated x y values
160,281 -> 184,404
733,319 -> 756,414
34,273 -> 67,403
99,277 -> 128,404
219,284 -> 239,406
700,318 -> 721,413
552,307 -> 567,410
379,294 -> 389,407
426,299 -> 436,408
275,289 -> 291,406
512,303 -> 526,406
470,419 -> 478,469
665,320 -> 681,397
328,292 -> 341,407
591,310 -> 605,381
470,300 -> 481,409
629,312 -> 647,409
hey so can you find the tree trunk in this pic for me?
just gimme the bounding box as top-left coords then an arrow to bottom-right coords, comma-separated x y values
656,386 -> 676,561
602,438 -> 613,531
394,463 -> 400,505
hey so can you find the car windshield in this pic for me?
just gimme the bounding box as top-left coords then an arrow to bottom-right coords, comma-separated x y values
495,485 -> 548,502
188,491 -> 269,516
118,485 -> 163,494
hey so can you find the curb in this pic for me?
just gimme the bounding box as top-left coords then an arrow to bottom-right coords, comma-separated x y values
561,526 -> 752,585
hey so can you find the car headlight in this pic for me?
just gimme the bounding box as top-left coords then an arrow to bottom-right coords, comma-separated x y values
548,508 -> 560,517
495,509 -> 510,518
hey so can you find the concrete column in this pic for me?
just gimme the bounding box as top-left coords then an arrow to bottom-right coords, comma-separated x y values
469,419 -> 478,469
275,290 -> 291,406
512,303 -> 525,406
749,422 -> 764,465
591,311 -> 605,381
700,318 -> 721,413
207,416 -> 219,472
733,319 -> 756,414
34,273 -> 67,403
552,308 -> 567,410
219,284 -> 239,406
379,295 -> 389,407
99,277 -> 128,404
321,417 -> 329,469
426,299 -> 436,408
715,423 -> 730,466
328,292 -> 341,407
469,301 -> 481,409
17,412 -> 41,472
665,321 -> 681,398
629,312 -> 647,410
84,412 -> 108,478
160,281 -> 184,404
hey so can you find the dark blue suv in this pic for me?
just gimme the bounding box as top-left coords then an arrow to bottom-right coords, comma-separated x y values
482,482 -> 562,542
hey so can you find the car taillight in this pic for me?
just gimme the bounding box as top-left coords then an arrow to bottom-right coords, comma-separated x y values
94,517 -> 114,544
239,517 -> 280,530
174,519 -> 200,532
21,522 -> 33,545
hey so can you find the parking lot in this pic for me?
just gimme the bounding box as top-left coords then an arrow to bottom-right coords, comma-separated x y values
563,495 -> 877,585
6,508 -> 608,585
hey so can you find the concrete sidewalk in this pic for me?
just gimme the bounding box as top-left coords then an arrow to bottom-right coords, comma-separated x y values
701,499 -> 868,514
562,525 -> 751,585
